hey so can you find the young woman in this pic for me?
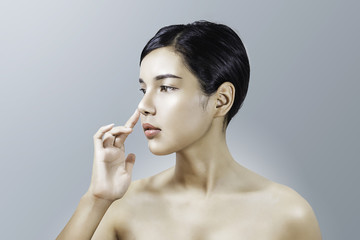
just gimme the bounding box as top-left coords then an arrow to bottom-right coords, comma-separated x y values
57,21 -> 321,240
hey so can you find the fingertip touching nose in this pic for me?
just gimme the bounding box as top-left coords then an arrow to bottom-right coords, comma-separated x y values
138,96 -> 156,116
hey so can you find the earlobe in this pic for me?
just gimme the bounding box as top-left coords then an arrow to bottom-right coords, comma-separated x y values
215,82 -> 235,117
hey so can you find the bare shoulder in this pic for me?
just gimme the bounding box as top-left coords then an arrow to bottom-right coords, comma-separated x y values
126,166 -> 174,196
109,172 -> 168,210
105,167 -> 174,223
92,177 -> 160,239
265,182 -> 322,240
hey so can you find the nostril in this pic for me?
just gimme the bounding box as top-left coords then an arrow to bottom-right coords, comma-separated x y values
138,100 -> 155,115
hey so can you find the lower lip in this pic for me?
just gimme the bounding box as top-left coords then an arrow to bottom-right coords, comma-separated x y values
144,129 -> 161,138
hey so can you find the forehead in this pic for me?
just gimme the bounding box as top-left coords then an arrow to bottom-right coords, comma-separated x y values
139,47 -> 193,81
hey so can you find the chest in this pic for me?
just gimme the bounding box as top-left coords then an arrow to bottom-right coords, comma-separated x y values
125,220 -> 275,240
118,198 -> 284,240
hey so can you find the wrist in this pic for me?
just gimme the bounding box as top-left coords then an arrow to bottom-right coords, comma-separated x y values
82,191 -> 114,209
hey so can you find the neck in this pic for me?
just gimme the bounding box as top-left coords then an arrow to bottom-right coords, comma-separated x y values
173,121 -> 237,195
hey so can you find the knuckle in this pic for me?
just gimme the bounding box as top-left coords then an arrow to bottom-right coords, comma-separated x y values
103,132 -> 112,138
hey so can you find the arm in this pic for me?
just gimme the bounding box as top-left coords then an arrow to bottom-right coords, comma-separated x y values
281,198 -> 322,240
286,206 -> 322,240
56,110 -> 140,240
56,193 -> 113,240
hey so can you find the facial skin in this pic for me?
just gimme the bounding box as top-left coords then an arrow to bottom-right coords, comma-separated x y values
138,47 -> 218,155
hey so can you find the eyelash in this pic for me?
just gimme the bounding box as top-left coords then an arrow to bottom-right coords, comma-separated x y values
160,85 -> 177,92
139,86 -> 177,94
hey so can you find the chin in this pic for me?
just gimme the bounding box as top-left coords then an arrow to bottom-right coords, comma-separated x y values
148,144 -> 173,156
147,141 -> 177,156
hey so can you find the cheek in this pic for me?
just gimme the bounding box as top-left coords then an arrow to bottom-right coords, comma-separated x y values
162,94 -> 206,130
149,94 -> 212,154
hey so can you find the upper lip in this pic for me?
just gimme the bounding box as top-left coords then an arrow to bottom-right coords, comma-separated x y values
142,123 -> 161,131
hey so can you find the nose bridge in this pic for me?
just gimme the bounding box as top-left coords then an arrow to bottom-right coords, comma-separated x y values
138,90 -> 156,115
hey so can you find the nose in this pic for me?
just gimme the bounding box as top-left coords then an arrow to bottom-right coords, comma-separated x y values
138,92 -> 156,116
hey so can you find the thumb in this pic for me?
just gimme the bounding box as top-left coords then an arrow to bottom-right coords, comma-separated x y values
125,153 -> 136,174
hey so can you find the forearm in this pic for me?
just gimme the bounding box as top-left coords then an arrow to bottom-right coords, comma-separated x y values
56,192 -> 113,240
57,115 -> 138,239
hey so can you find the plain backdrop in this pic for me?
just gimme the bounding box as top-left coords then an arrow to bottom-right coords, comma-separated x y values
0,0 -> 359,239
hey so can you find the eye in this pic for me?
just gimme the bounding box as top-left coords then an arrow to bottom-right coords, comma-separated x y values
160,86 -> 177,92
139,88 -> 146,94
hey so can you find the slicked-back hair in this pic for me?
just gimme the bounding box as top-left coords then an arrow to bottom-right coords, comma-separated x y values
140,21 -> 250,127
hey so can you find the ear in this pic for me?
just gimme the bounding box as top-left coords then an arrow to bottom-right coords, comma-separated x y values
215,82 -> 235,117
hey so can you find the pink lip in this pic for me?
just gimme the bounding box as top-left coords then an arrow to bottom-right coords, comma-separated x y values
142,123 -> 161,139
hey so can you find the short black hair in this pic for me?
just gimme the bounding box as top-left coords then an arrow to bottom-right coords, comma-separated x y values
140,20 -> 250,126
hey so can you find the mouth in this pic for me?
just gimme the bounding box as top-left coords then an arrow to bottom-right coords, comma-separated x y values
142,123 -> 161,139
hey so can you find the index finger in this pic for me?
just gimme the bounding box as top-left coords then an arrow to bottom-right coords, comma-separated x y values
113,110 -> 140,147
124,109 -> 140,129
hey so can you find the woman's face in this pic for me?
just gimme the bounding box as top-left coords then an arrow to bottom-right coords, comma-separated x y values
138,47 -> 216,155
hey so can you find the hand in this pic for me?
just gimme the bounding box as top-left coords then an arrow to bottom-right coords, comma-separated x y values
88,109 -> 140,202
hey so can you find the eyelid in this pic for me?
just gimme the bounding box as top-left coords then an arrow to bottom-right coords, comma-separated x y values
160,85 -> 178,92
139,88 -> 146,94
139,85 -> 178,95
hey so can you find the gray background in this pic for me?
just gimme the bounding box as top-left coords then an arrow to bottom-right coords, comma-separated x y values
0,0 -> 358,239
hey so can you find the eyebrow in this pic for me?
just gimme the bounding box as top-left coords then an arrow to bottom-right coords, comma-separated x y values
139,74 -> 182,83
